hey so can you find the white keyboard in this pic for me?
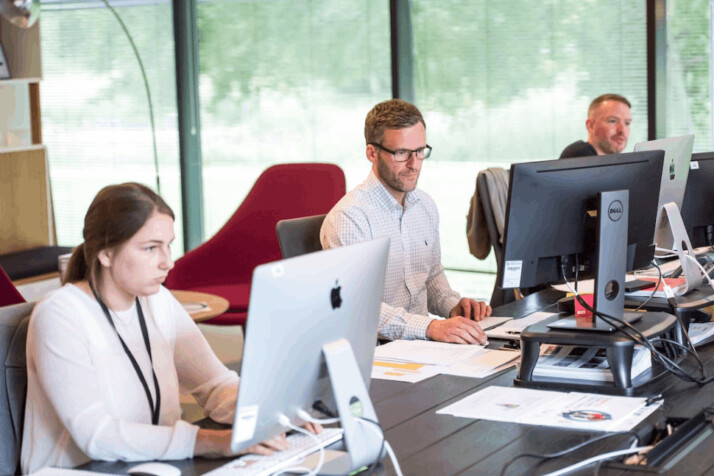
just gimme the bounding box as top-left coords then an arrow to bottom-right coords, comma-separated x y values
205,428 -> 344,476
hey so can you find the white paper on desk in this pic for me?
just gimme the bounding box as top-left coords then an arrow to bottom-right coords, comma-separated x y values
688,322 -> 714,347
477,316 -> 513,330
485,311 -> 557,339
610,402 -> 662,432
371,360 -> 439,383
525,392 -> 650,431
373,340 -> 485,366
437,386 -> 655,432
437,385 -> 564,422
438,349 -> 520,379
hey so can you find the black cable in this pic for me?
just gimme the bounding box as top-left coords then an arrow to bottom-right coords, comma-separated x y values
633,260 -> 663,312
560,262 -> 713,385
499,431 -> 639,476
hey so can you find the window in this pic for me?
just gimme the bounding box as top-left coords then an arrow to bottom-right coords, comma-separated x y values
40,0 -> 182,252
664,0 -> 712,152
197,0 -> 391,237
412,0 -> 648,285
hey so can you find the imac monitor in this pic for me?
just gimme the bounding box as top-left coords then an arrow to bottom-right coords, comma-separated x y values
231,237 -> 389,469
501,151 -> 663,292
681,152 -> 714,249
633,134 -> 695,251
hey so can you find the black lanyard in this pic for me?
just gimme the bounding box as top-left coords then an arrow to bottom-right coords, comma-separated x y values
90,282 -> 161,425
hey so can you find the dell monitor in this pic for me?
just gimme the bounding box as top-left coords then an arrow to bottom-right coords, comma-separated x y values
231,237 -> 389,474
633,134 -> 695,252
681,152 -> 714,249
501,150 -> 664,330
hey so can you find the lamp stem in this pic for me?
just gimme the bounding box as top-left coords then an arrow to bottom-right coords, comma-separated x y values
100,0 -> 161,196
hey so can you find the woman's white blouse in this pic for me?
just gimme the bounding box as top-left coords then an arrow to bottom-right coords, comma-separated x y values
21,284 -> 239,474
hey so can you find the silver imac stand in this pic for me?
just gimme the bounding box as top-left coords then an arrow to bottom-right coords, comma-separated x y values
660,202 -> 701,295
316,338 -> 383,475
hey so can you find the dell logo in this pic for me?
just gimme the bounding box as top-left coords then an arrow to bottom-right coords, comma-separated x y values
608,200 -> 624,222
330,280 -> 342,309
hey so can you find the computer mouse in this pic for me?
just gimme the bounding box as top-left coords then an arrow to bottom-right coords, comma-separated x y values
127,462 -> 181,476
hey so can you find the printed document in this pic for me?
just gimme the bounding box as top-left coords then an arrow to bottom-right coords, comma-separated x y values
437,386 -> 659,431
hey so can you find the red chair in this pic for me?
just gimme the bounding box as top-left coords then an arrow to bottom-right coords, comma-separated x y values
0,267 -> 25,307
164,163 -> 346,327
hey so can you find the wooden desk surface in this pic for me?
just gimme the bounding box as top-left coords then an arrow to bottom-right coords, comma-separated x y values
170,290 -> 229,323
79,289 -> 714,475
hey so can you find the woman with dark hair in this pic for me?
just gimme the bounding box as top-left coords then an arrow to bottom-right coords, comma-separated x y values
21,183 -> 311,473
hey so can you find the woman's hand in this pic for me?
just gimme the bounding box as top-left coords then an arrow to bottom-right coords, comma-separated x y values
194,429 -> 289,459
194,422 -> 323,458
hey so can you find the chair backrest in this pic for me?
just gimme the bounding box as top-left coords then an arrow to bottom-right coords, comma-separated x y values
0,267 -> 25,308
476,171 -> 514,308
276,214 -> 327,259
166,163 -> 346,290
0,302 -> 34,476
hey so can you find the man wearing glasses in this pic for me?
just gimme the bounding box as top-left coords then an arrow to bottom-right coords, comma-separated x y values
321,99 -> 491,344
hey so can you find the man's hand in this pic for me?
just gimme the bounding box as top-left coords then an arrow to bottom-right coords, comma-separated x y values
449,298 -> 492,321
426,317 -> 487,345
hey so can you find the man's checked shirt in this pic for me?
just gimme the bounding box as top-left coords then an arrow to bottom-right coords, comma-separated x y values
321,171 -> 461,340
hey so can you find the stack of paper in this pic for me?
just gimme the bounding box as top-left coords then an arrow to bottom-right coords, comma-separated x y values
437,386 -> 661,431
372,340 -> 520,383
688,322 -> 714,347
532,345 -> 652,382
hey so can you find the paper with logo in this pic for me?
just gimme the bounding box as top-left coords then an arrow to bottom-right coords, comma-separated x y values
437,386 -> 657,431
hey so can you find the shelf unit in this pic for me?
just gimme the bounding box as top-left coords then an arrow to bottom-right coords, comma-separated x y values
0,17 -> 53,253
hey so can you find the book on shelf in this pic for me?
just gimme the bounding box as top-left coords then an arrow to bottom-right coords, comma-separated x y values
532,345 -> 652,382
624,277 -> 687,298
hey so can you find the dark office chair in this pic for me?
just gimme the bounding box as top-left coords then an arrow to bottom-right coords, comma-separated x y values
276,214 -> 327,259
0,302 -> 34,476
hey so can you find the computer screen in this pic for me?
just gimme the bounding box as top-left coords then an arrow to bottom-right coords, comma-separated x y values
501,151 -> 664,290
633,134 -> 694,251
231,237 -> 389,460
681,152 -> 714,249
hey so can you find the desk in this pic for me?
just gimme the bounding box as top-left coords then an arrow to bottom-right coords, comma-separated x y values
80,289 -> 714,475
171,290 -> 229,323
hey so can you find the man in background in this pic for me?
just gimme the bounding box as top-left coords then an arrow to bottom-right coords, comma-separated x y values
560,93 -> 632,158
321,99 -> 491,344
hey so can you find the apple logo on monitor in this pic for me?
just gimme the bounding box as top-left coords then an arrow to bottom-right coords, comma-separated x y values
330,280 -> 342,309
669,158 -> 675,180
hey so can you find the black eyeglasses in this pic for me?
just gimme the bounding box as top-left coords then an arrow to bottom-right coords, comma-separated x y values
369,143 -> 432,162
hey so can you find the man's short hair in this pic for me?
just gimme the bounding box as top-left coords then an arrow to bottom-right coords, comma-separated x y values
364,98 -> 426,145
588,93 -> 631,117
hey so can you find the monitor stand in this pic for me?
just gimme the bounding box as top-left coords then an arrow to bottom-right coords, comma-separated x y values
548,189 -> 634,332
657,202 -> 701,295
518,190 -> 679,394
317,338 -> 384,475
